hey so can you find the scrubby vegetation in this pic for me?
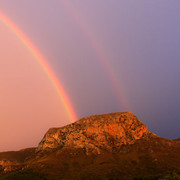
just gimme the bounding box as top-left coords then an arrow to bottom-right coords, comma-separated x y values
0,169 -> 180,180
133,172 -> 180,180
0,170 -> 46,180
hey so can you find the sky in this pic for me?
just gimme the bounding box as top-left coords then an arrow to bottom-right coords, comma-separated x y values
0,0 -> 179,151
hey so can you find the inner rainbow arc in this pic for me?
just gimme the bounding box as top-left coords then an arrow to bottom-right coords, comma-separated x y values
0,12 -> 77,123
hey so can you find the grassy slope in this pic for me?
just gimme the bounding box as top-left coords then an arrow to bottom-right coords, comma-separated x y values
0,148 -> 36,162
20,135 -> 180,179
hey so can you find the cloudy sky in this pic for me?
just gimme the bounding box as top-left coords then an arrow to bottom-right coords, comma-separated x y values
0,0 -> 179,151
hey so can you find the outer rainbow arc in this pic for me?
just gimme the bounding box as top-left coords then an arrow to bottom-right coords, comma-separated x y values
61,1 -> 129,110
0,12 -> 77,123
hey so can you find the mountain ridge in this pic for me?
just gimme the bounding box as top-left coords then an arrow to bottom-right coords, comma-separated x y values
0,112 -> 179,179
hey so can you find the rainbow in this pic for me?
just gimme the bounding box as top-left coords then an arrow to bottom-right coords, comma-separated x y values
0,12 -> 77,123
61,1 -> 129,110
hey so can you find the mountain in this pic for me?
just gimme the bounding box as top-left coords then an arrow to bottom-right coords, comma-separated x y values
0,112 -> 180,180
37,112 -> 149,154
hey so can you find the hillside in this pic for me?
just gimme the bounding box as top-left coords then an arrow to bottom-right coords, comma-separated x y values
0,112 -> 180,180
174,138 -> 180,142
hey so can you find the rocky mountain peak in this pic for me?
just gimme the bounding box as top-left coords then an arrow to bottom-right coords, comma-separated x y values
37,112 -> 150,154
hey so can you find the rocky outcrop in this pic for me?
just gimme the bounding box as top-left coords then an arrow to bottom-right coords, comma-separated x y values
37,112 -> 150,154
0,148 -> 35,174
0,160 -> 20,173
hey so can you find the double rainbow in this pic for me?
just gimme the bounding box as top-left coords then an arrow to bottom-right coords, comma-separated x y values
0,12 -> 77,123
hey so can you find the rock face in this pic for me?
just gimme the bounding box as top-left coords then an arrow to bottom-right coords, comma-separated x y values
37,112 -> 150,154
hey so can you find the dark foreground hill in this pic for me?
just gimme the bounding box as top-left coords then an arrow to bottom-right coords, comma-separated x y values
0,112 -> 180,180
